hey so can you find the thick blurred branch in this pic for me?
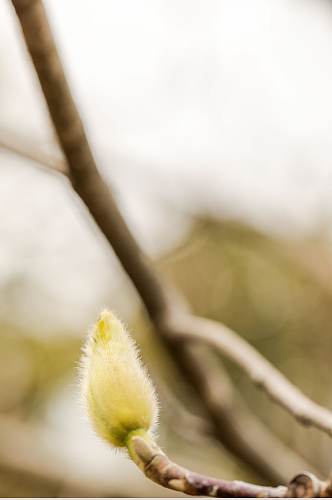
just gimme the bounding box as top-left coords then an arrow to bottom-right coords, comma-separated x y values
8,0 -> 297,486
10,0 -> 332,495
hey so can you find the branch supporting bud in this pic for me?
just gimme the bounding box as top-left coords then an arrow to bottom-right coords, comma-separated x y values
287,472 -> 332,498
126,431 -> 287,498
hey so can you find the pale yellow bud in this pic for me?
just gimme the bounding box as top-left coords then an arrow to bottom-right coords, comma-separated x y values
80,310 -> 159,447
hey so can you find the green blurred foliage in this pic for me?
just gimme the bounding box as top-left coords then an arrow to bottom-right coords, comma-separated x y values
0,327 -> 81,416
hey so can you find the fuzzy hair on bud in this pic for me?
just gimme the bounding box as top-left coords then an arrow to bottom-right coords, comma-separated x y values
80,310 -> 159,447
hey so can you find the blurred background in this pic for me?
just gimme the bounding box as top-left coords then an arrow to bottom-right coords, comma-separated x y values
2,0 -> 332,496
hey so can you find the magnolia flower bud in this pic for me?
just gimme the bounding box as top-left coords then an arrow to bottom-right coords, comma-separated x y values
80,310 -> 158,447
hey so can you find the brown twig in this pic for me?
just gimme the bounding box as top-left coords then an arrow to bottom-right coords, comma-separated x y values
10,0 -> 332,495
127,432 -> 287,498
126,432 -> 332,498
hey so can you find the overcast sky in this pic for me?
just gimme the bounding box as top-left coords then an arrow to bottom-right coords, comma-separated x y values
1,0 -> 332,333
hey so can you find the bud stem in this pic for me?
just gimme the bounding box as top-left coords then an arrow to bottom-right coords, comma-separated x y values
126,431 -> 287,497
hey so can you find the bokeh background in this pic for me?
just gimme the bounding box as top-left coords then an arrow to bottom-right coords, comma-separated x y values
2,0 -> 332,496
